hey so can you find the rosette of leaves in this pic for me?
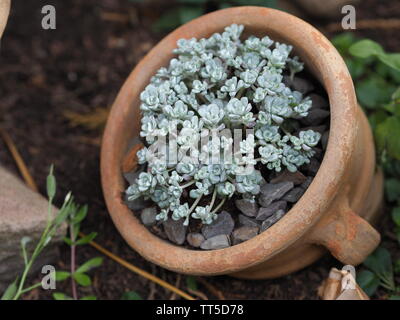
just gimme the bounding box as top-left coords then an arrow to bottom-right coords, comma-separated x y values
126,24 -> 321,226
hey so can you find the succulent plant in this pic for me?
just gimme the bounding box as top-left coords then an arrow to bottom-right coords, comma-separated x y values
125,24 -> 321,226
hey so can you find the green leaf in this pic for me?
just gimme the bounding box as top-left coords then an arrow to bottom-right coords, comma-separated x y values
20,236 -> 31,265
331,32 -> 357,54
55,271 -> 70,281
395,259 -> 400,274
121,291 -> 142,300
185,276 -> 198,291
364,247 -> 393,276
73,273 -> 92,287
46,165 -> 56,200
345,57 -> 366,79
349,39 -> 384,58
63,237 -> 73,246
357,270 -> 380,297
379,53 -> 400,72
52,292 -> 73,300
76,257 -> 103,274
72,205 -> 88,224
178,6 -> 204,24
1,279 -> 18,300
75,232 -> 97,245
392,207 -> 400,226
349,39 -> 400,72
363,247 -> 394,291
389,295 -> 400,300
385,178 -> 400,202
376,117 -> 400,160
80,295 -> 97,300
356,76 -> 395,109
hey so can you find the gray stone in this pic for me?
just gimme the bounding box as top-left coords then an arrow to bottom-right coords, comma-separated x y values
123,169 -> 142,185
140,207 -> 158,227
305,158 -> 320,176
301,177 -> 313,189
260,210 -> 286,232
301,108 -> 330,126
200,234 -> 231,250
282,187 -> 305,203
321,131 -> 329,150
256,200 -> 287,221
125,195 -> 150,212
309,93 -> 329,110
284,76 -> 314,94
201,211 -> 234,239
270,170 -> 307,186
186,232 -> 205,248
163,219 -> 187,245
258,182 -> 294,207
235,199 -> 259,217
238,214 -> 260,228
232,226 -> 259,245
0,166 -> 66,292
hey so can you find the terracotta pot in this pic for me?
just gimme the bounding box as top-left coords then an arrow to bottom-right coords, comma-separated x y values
0,0 -> 10,39
101,6 -> 383,279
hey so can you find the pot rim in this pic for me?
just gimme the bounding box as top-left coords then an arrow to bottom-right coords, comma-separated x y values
101,6 -> 357,275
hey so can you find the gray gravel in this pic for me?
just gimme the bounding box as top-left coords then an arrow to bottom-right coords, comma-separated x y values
201,211 -> 234,239
235,198 -> 259,217
258,181 -> 294,207
200,234 -> 231,250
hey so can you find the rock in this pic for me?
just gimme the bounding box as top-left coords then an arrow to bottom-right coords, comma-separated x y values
200,234 -> 231,250
238,214 -> 260,228
301,108 -> 330,126
186,233 -> 205,248
301,177 -> 313,189
260,210 -> 286,232
309,93 -> 329,110
284,76 -> 314,94
163,219 -> 187,245
282,187 -> 305,203
256,200 -> 287,220
140,207 -> 158,227
232,226 -> 259,245
321,131 -> 329,150
201,211 -> 234,239
258,182 -> 294,207
125,195 -> 150,212
305,158 -> 320,176
0,166 -> 66,292
270,170 -> 307,186
235,199 -> 259,217
294,0 -> 360,18
123,169 -> 142,185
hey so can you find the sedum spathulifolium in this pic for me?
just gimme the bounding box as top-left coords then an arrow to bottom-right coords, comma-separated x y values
126,24 -> 321,226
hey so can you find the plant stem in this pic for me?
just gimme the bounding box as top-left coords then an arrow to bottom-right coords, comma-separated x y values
211,197 -> 226,214
180,179 -> 196,189
70,223 -> 78,300
209,188 -> 217,211
189,194 -> 203,214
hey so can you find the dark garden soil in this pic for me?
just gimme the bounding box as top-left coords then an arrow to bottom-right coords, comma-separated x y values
0,0 -> 399,300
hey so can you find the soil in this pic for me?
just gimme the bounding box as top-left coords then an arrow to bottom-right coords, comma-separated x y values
0,0 -> 399,300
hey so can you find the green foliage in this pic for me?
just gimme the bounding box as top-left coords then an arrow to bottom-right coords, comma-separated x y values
357,247 -> 399,298
185,276 -> 198,291
333,33 -> 400,300
0,167 -> 102,301
121,291 -> 142,300
140,0 -> 277,32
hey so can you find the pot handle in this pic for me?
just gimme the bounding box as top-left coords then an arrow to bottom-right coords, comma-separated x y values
308,198 -> 380,265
